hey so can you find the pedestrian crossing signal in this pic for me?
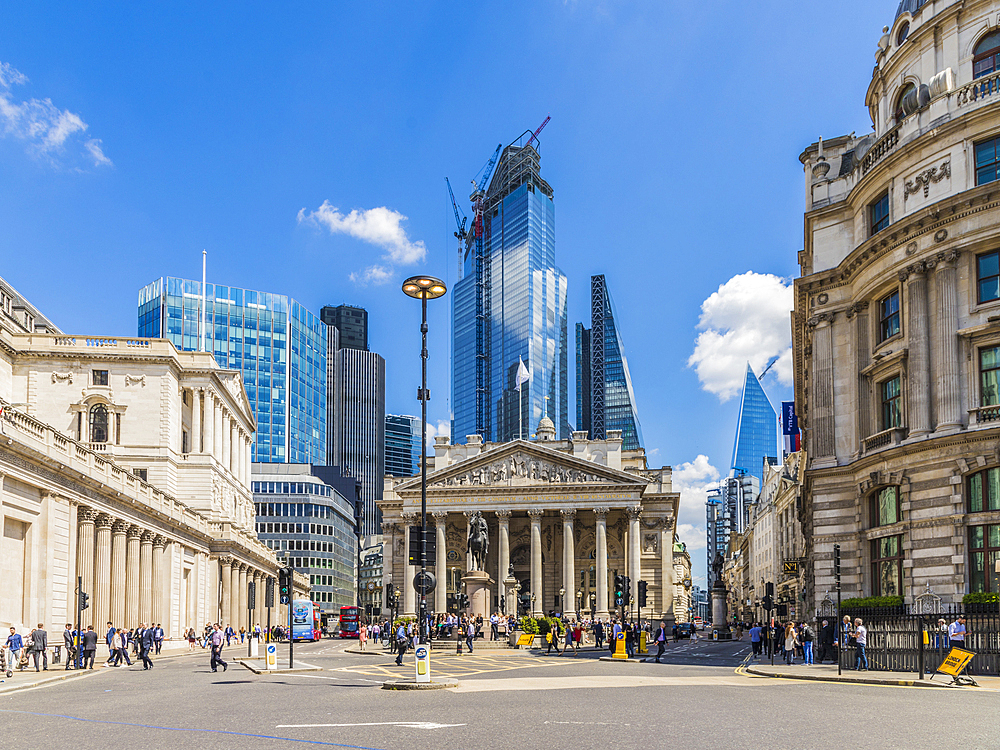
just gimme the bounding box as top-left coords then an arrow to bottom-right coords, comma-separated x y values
638,580 -> 647,608
614,574 -> 625,607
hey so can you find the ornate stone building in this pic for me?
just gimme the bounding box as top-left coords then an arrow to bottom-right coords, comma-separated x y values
380,422 -> 682,623
794,0 -> 1000,610
0,276 -> 307,637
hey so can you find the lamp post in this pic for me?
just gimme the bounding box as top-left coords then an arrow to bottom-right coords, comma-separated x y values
402,274 -> 448,645
559,587 -> 565,617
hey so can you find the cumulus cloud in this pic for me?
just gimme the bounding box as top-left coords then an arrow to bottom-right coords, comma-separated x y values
687,272 -> 794,401
671,454 -> 721,555
425,419 -> 450,449
0,61 -> 111,167
298,201 -> 427,284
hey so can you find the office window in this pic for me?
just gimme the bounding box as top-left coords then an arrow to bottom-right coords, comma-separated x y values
969,467 -> 1000,513
870,192 -> 890,235
975,137 -> 1000,186
878,291 -> 900,342
92,369 -> 109,386
978,251 -> 1000,304
871,486 -> 900,527
133,468 -> 148,482
89,404 -> 109,443
981,346 -> 1000,406
871,535 -> 903,597
973,30 -> 1000,79
881,376 -> 902,431
969,525 -> 1000,593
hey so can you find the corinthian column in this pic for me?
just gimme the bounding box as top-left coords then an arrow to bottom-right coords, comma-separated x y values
496,510 -> 511,608
110,520 -> 128,627
904,263 -> 931,437
809,313 -> 836,458
626,506 -> 642,607
152,536 -> 166,628
192,388 -> 202,453
594,508 -> 609,618
220,557 -> 233,627
934,251 -> 963,429
93,514 -> 113,631
660,517 -> 675,624
528,509 -> 544,617
222,412 -> 231,471
401,514 -> 416,617
76,508 -> 97,616
561,509 -> 576,619
205,392 -> 215,460
238,563 -> 248,630
433,512 -> 448,614
125,525 -> 141,625
139,531 -> 154,623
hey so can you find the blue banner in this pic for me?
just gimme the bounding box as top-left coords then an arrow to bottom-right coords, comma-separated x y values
291,599 -> 313,640
781,401 -> 798,435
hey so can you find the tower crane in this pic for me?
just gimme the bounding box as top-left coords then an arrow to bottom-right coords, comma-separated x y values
445,177 -> 468,280
526,114 -> 551,149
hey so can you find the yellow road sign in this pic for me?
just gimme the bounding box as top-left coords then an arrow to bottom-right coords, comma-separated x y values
938,647 -> 974,677
516,633 -> 535,647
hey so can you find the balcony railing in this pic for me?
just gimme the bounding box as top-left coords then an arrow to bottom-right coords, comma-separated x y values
861,126 -> 900,176
862,426 -> 908,454
969,405 -> 1000,425
955,70 -> 1000,107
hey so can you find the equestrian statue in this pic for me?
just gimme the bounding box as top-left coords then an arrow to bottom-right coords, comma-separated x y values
467,511 -> 489,571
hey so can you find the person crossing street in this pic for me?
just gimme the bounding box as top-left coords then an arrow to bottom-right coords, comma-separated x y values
210,624 -> 228,672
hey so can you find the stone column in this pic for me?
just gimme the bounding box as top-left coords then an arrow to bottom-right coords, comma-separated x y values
496,510 -> 511,610
253,571 -> 264,630
222,412 -> 230,471
848,302 -> 872,444
125,525 -> 141,625
934,251 -> 963,429
237,563 -> 248,631
528,509 -> 544,617
561,509 -> 576,619
904,263 -> 931,437
230,421 -> 238,476
212,396 -> 222,461
433,512 -> 448,614
220,556 -> 233,627
660,518 -> 675,624
381,521 -> 396,610
152,536 -> 166,628
139,531 -> 154,623
76,508 -> 97,615
401,514 -> 416,617
192,388 -> 202,453
110,520 -> 128,627
205,392 -> 215,460
626,506 -> 641,607
93,514 -> 113,631
594,508 -> 609,618
809,313 -> 836,458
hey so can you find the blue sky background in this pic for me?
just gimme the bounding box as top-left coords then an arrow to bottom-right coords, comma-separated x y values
0,0 -> 894,587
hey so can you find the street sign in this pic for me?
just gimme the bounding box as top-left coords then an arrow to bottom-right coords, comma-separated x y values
516,633 -> 534,647
783,560 -> 800,575
612,631 -> 628,660
413,570 -> 436,594
415,644 -> 430,684
265,643 -> 277,671
938,647 -> 974,678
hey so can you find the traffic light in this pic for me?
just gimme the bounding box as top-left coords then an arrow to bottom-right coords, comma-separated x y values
762,595 -> 773,611
637,580 -> 648,608
623,576 -> 632,606
278,567 -> 292,604
834,544 -> 842,583
614,574 -> 625,607
247,580 -> 256,611
408,526 -> 437,566
79,590 -> 90,611
766,582 -> 774,597
265,577 -> 275,608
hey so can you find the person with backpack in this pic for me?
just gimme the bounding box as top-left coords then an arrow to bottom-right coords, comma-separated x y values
799,622 -> 815,665
394,622 -> 407,666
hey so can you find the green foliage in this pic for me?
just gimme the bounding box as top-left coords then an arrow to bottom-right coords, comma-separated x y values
840,595 -> 904,609
962,592 -> 999,605
519,617 -> 539,634
392,617 -> 415,628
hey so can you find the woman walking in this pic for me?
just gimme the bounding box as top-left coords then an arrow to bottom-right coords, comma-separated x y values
187,628 -> 197,651
358,622 -> 368,652
784,622 -> 798,665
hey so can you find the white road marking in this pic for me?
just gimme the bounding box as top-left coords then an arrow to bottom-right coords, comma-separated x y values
273,674 -> 382,683
450,675 -> 750,693
276,722 -> 466,730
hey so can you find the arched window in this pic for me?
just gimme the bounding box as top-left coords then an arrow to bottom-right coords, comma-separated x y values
974,30 -> 1000,79
897,22 -> 910,46
894,83 -> 916,123
870,486 -> 900,527
89,404 -> 109,444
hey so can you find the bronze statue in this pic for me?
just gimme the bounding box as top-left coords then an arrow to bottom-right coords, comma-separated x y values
467,511 -> 489,571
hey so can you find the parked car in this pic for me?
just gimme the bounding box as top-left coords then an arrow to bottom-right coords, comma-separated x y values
676,623 -> 695,639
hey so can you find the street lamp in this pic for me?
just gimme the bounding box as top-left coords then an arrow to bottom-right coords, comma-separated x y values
402,274 -> 448,645
559,587 -> 565,616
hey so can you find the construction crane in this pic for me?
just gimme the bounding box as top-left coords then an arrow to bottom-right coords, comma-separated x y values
526,114 -> 551,149
445,177 -> 468,280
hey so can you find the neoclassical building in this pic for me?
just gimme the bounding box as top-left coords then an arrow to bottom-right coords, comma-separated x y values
794,0 -> 1000,610
0,276 -> 306,637
380,420 -> 682,623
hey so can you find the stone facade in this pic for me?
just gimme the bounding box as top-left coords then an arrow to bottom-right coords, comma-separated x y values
794,0 -> 1000,610
0,279 -> 308,636
379,429 -> 682,623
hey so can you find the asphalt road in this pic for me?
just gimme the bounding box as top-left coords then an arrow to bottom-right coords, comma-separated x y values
1,637 -> 996,750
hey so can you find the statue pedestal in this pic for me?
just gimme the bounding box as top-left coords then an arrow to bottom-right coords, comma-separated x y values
504,574 -> 519,618
463,570 -> 494,621
711,585 -> 732,640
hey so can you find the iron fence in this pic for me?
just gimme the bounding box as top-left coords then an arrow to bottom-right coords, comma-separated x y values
836,603 -> 999,677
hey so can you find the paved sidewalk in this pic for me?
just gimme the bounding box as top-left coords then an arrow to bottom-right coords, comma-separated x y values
744,659 -> 1000,689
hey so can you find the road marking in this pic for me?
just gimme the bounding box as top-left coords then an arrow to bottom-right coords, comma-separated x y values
545,720 -> 631,726
449,675 -> 749,693
277,722 -> 466,730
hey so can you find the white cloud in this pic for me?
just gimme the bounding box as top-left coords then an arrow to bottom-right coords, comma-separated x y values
298,201 -> 426,284
0,61 -> 111,167
671,454 -> 720,557
687,272 -> 794,401
425,419 -> 450,449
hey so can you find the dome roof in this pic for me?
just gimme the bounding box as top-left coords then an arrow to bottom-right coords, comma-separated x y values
895,0 -> 927,20
535,415 -> 556,441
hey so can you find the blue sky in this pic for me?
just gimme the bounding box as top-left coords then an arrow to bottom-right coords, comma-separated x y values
0,0 -> 893,586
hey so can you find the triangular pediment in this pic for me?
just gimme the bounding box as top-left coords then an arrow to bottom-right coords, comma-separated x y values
394,439 -> 647,494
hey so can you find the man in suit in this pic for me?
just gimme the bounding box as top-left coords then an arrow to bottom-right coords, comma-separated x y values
137,624 -> 154,670
104,622 -> 116,665
209,624 -> 227,672
63,624 -> 76,670
153,624 -> 164,654
81,626 -> 99,670
30,624 -> 48,671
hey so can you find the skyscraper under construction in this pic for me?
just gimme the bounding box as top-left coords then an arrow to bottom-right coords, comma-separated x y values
451,129 -> 569,444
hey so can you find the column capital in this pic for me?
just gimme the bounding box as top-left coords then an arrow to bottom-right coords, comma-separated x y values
111,519 -> 130,535
78,506 -> 98,524
381,521 -> 400,535
494,509 -> 512,520
625,505 -> 642,520
140,530 -> 155,544
432,511 -> 449,521
126,524 -> 143,539
95,513 -> 114,529
400,512 -> 417,524
219,555 -> 235,567
152,535 -> 167,549
934,248 -> 961,268
593,506 -> 610,520
527,508 -> 545,519
559,508 -> 577,520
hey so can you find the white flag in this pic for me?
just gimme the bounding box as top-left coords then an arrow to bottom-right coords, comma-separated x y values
515,358 -> 530,391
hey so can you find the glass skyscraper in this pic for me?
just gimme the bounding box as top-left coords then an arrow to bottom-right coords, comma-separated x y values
137,277 -> 327,465
385,414 -> 419,478
576,275 -> 643,450
452,134 -> 569,444
731,363 -> 779,483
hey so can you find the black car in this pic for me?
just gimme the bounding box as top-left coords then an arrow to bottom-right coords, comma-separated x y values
676,623 -> 695,639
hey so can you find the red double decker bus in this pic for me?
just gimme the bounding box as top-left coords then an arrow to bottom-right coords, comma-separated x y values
339,606 -> 360,638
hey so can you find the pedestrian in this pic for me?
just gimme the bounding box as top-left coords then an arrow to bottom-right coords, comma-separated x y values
139,624 -> 155,669
63,624 -> 76,670
6,627 -> 23,671
187,627 -> 197,651
672,623 -> 679,643
653,620 -> 668,663
104,622 -> 116,666
394,622 -> 407,666
817,619 -> 835,664
358,622 -> 368,652
153,624 -> 164,655
239,626 -> 246,644
210,624 -> 228,672
81,626 -> 98,670
594,619 -> 604,649
784,622 -> 797,665
800,621 -> 815,665
225,624 -> 234,647
853,618 -> 868,671
30,623 -> 48,672
572,621 -> 583,654
749,622 -> 762,657
491,612 -> 499,641
466,618 -> 476,653
546,621 -> 560,655
948,616 -> 967,650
